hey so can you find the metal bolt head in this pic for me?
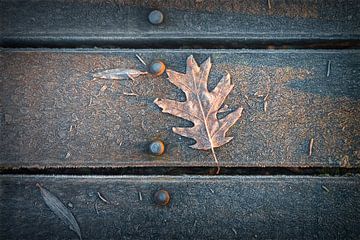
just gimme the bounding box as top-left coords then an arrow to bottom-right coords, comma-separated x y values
149,140 -> 165,155
149,60 -> 166,76
154,190 -> 170,206
148,10 -> 164,25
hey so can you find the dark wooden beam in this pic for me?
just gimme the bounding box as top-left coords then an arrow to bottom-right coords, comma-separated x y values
0,175 -> 359,239
1,49 -> 359,168
1,0 -> 359,47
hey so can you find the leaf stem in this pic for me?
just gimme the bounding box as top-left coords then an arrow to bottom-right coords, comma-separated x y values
210,147 -> 221,174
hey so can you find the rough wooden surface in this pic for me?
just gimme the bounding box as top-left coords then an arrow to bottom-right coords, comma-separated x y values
0,175 -> 359,240
1,0 -> 359,46
1,49 -> 360,169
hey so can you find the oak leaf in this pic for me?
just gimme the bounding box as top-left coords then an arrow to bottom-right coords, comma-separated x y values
154,55 -> 243,172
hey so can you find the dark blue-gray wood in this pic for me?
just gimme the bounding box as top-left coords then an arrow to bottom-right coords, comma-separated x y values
0,175 -> 359,239
1,49 -> 359,169
1,0 -> 359,47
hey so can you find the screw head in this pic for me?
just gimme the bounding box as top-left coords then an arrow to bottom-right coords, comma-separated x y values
149,140 -> 165,155
148,10 -> 164,25
149,60 -> 166,76
154,190 -> 170,206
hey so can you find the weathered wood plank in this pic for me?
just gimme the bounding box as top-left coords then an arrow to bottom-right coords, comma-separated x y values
1,49 -> 360,168
0,175 -> 359,239
1,0 -> 359,46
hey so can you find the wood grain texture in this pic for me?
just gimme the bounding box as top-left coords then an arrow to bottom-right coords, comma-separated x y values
0,175 -> 359,240
1,49 -> 360,168
1,0 -> 359,46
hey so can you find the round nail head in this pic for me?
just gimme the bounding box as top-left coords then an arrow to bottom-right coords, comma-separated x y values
149,61 -> 166,76
155,190 -> 170,206
148,10 -> 164,25
149,140 -> 165,155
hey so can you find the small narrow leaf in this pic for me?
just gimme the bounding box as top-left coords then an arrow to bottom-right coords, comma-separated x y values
154,55 -> 243,173
37,184 -> 82,240
93,68 -> 147,80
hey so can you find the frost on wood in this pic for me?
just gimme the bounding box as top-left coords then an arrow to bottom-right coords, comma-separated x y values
154,55 -> 243,171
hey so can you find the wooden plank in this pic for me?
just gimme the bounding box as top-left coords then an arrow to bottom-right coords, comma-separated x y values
1,49 -> 360,168
0,175 -> 359,239
1,0 -> 359,46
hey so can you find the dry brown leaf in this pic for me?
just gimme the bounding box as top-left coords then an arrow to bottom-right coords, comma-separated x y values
154,55 -> 243,173
37,184 -> 82,240
93,69 -> 147,80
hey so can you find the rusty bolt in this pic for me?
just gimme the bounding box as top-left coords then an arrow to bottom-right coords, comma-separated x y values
149,60 -> 166,76
149,140 -> 165,155
148,10 -> 164,25
154,190 -> 170,206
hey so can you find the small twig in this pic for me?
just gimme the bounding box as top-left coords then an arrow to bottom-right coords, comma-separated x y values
326,60 -> 331,77
97,85 -> 107,96
232,228 -> 237,235
141,121 -> 145,131
100,85 -> 107,92
123,92 -> 138,96
254,91 -> 264,98
136,54 -> 147,66
308,138 -> 314,156
209,187 -> 215,194
138,192 -> 143,201
264,100 -> 268,112
97,192 -> 109,204
264,93 -> 269,101
267,0 -> 272,10
94,202 -> 99,215
322,185 -> 330,192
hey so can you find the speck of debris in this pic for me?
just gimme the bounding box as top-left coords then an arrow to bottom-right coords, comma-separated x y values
340,155 -> 350,168
58,130 -> 67,138
100,85 -> 107,92
65,152 -> 71,159
138,192 -> 143,201
4,114 -> 12,124
68,202 -> 74,208
232,228 -> 237,235
354,150 -> 360,159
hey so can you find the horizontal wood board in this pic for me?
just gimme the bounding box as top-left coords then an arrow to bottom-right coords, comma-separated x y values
1,49 -> 360,168
0,175 -> 359,240
1,0 -> 360,46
